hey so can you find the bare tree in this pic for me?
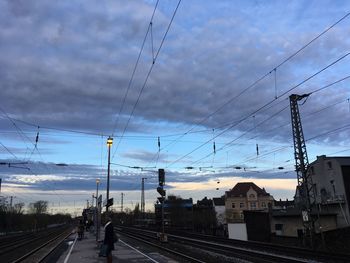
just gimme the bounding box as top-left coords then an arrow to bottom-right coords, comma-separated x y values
13,202 -> 25,214
28,200 -> 48,214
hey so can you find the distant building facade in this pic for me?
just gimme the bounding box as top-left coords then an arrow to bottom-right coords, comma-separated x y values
193,197 -> 217,234
308,155 -> 350,227
270,155 -> 350,238
155,195 -> 193,230
225,182 -> 274,223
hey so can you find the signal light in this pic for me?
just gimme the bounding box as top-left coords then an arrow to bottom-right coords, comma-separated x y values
158,168 -> 165,186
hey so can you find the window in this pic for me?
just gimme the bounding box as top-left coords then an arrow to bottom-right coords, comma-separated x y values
240,211 -> 244,219
231,203 -> 235,209
275,224 -> 283,231
250,202 -> 256,209
239,203 -> 244,208
327,161 -> 332,169
261,202 -> 266,208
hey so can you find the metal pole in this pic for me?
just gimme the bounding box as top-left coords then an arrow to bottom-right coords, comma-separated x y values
141,178 -> 147,218
96,181 -> 100,241
162,199 -> 165,237
106,137 -> 112,213
121,192 -> 124,213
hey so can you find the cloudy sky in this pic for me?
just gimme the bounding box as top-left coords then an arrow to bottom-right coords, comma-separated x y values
0,0 -> 350,214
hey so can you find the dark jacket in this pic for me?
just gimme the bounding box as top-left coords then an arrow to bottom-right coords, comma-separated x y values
103,221 -> 115,250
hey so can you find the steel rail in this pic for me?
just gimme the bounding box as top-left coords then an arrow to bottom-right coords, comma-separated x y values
117,226 -> 348,263
117,229 -> 205,263
11,227 -> 72,263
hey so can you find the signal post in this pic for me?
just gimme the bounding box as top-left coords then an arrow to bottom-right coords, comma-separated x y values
157,168 -> 167,242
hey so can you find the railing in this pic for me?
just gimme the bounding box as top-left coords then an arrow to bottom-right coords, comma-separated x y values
323,194 -> 346,204
315,194 -> 346,204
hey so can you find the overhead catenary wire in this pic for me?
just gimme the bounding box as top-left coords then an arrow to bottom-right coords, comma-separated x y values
153,11 -> 350,156
166,52 -> 350,168
107,118 -> 350,174
0,108 -> 72,204
3,74 -> 349,143
111,0 -> 159,138
111,0 -> 182,160
212,121 -> 350,175
0,140 -> 67,205
244,76 -> 350,142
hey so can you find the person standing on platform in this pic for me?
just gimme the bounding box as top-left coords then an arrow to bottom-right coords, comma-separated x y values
103,216 -> 115,263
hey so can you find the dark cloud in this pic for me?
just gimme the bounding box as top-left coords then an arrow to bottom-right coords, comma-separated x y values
0,1 -> 350,201
0,0 -> 348,140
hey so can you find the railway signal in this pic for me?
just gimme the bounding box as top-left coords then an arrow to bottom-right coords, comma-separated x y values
158,168 -> 165,186
157,168 -> 167,242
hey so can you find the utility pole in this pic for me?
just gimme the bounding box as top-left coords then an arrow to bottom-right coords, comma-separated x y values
290,94 -> 315,247
95,178 -> 100,241
121,192 -> 124,213
141,177 -> 147,218
10,196 -> 16,208
106,137 -> 113,213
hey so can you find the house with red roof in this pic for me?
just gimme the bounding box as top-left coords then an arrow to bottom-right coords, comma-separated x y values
225,182 -> 274,223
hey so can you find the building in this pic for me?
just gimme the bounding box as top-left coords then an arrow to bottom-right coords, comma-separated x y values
193,197 -> 217,234
308,155 -> 350,228
271,208 -> 337,238
273,199 -> 294,210
155,195 -> 193,230
212,196 -> 226,226
269,155 -> 350,240
225,182 -> 274,223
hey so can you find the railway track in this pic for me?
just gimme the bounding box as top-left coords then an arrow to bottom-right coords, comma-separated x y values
117,228 -> 203,263
0,225 -> 73,263
116,226 -> 349,263
167,229 -> 350,263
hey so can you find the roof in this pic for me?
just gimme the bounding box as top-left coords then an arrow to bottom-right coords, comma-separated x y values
274,199 -> 295,207
196,197 -> 213,207
213,197 -> 225,206
226,182 -> 270,198
310,155 -> 350,166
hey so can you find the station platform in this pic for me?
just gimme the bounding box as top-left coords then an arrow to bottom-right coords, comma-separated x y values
57,229 -> 178,263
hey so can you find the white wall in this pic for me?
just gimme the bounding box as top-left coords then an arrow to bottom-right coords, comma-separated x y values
227,223 -> 247,241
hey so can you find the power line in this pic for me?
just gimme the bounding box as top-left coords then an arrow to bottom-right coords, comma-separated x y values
0,110 -> 68,204
166,52 -> 350,168
3,71 -> 347,145
153,12 -> 350,156
111,0 -> 160,137
111,0 -> 182,159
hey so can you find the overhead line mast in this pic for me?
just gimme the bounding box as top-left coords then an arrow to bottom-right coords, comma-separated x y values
289,93 -> 315,247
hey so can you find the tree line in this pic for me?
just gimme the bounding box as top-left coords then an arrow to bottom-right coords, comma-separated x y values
0,199 -> 71,234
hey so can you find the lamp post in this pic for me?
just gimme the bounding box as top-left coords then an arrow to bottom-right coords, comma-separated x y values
96,178 -> 100,206
141,177 -> 147,219
95,178 -> 100,241
106,137 -> 113,213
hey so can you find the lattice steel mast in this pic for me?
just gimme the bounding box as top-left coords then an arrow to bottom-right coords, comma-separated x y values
289,94 -> 315,246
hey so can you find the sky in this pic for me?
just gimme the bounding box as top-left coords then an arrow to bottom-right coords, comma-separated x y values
0,0 -> 350,215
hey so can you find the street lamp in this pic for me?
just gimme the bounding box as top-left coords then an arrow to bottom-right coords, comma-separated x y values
106,137 -> 113,213
96,178 -> 100,205
95,178 -> 100,241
